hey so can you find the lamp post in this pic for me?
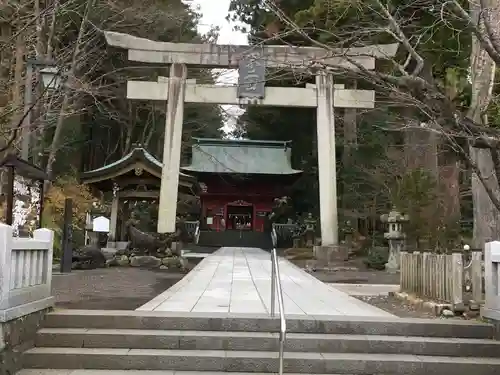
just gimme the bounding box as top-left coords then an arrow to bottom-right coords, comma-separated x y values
21,59 -> 60,161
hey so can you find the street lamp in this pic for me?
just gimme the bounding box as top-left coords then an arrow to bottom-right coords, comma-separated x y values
21,59 -> 61,160
40,66 -> 62,90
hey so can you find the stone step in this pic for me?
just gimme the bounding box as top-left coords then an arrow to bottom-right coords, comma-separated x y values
18,371 -> 348,375
36,328 -> 500,358
22,347 -> 500,374
43,310 -> 495,339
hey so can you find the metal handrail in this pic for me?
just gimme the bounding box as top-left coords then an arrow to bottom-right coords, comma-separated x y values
194,221 -> 200,245
270,225 -> 286,375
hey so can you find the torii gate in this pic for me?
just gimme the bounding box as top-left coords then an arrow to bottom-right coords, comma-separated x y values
104,31 -> 398,248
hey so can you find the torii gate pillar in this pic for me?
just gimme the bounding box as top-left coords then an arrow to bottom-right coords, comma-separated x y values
316,72 -> 338,246
157,64 -> 187,233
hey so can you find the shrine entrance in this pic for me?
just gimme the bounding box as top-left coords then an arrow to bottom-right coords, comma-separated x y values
227,202 -> 253,231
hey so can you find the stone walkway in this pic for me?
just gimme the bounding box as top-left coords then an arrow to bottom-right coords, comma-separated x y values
138,247 -> 395,317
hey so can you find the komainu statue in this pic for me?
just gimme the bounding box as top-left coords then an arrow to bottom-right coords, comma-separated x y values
126,218 -> 187,257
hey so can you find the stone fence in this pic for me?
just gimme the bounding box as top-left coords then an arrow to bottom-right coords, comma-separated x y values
0,223 -> 54,322
400,251 -> 483,307
0,223 -> 55,375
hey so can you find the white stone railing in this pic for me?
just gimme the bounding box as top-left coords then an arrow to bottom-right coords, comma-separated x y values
194,221 -> 200,245
0,223 -> 54,322
482,241 -> 500,321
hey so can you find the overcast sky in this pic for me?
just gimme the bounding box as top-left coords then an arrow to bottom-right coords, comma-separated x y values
189,0 -> 247,45
187,0 -> 248,134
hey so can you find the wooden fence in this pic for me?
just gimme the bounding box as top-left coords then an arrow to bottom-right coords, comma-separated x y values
400,251 -> 483,305
0,223 -> 54,322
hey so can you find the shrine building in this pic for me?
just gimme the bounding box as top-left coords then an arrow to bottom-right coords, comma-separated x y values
81,146 -> 198,246
181,138 -> 302,233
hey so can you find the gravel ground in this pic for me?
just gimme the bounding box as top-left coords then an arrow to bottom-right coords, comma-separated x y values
289,257 -> 400,285
52,268 -> 185,310
354,295 -> 440,318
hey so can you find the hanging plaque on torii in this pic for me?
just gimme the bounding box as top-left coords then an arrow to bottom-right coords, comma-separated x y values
237,47 -> 266,99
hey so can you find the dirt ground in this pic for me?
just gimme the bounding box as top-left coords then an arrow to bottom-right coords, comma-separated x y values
52,268 -> 185,310
290,257 -> 400,285
354,295 -> 441,319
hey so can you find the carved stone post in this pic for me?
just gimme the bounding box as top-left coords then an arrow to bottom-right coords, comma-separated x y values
381,208 -> 409,273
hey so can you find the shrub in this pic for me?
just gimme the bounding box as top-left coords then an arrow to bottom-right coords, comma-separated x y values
364,246 -> 389,270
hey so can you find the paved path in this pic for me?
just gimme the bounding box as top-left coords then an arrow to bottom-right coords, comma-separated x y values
138,247 -> 395,317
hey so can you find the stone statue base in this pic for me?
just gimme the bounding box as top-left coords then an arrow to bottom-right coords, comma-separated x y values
385,263 -> 400,274
385,240 -> 403,273
313,245 -> 349,265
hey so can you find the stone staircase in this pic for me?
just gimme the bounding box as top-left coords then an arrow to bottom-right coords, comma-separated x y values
18,310 -> 500,374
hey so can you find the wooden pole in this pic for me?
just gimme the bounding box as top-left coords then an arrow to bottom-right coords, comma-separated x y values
38,179 -> 45,228
5,167 -> 14,225
60,197 -> 73,273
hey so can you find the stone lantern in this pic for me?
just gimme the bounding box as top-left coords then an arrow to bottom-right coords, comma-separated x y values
380,208 -> 409,273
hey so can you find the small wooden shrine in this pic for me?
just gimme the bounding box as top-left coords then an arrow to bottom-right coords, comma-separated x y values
80,146 -> 198,243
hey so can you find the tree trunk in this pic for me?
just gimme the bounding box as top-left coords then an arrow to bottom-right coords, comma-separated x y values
468,0 -> 499,248
0,30 -> 25,195
10,32 -> 26,145
342,80 -> 358,230
45,0 -> 94,185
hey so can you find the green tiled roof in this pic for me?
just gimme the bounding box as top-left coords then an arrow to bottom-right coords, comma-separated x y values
181,138 -> 302,175
81,147 -> 195,182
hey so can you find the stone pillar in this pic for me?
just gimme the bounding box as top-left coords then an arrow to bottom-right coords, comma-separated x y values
381,208 -> 409,273
484,241 -> 500,312
158,64 -> 187,233
109,194 -> 119,243
315,72 -> 338,246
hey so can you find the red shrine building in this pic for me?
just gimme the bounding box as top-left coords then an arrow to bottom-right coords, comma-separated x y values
181,138 -> 302,232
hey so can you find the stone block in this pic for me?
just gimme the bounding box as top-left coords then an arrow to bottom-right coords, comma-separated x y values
130,256 -> 161,268
313,244 -> 349,264
101,248 -> 117,260
116,255 -> 130,266
0,308 -> 50,375
171,241 -> 183,256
